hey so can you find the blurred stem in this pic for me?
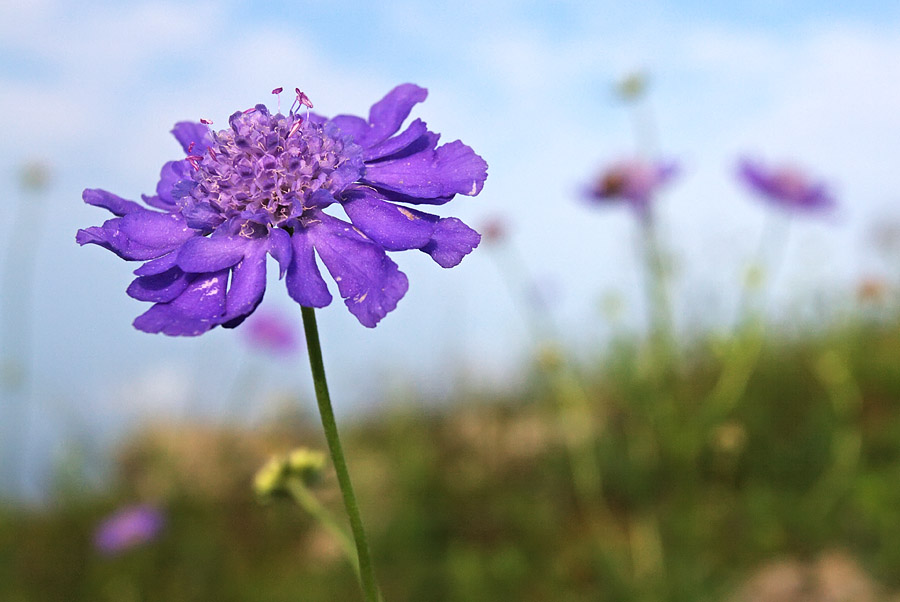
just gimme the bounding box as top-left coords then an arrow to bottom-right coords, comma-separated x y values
301,307 -> 380,602
286,479 -> 360,578
627,92 -> 659,158
809,348 -> 863,521
489,242 -> 605,510
627,511 -> 667,595
638,209 -> 674,356
489,241 -> 556,344
709,215 -> 792,421
733,213 -> 792,330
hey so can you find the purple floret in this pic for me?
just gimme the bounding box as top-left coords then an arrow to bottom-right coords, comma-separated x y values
78,85 -> 488,334
737,157 -> 834,212
94,504 -> 165,555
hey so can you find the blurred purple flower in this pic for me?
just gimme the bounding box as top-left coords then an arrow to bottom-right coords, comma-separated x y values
737,157 -> 835,212
242,309 -> 300,356
94,504 -> 165,555
78,85 -> 488,334
586,158 -> 678,213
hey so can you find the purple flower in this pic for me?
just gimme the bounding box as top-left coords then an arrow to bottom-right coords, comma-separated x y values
94,504 -> 165,554
737,157 -> 834,212
78,85 -> 488,334
586,158 -> 678,213
242,309 -> 299,355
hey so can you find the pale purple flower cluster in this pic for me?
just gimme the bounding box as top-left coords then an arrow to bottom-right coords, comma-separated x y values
94,504 -> 165,554
586,158 -> 678,214
737,157 -> 834,212
78,85 -> 488,334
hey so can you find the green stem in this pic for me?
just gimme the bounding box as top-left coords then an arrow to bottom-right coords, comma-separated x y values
286,479 -> 360,578
639,209 -> 673,354
300,306 -> 380,602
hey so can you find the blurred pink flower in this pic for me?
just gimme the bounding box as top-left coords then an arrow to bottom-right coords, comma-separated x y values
242,309 -> 300,356
737,157 -> 835,212
480,216 -> 508,245
586,158 -> 678,213
94,504 -> 165,555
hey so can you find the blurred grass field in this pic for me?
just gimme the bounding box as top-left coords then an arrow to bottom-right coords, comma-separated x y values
3,305 -> 900,601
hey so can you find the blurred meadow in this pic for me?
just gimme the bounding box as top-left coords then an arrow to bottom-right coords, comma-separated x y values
3,0 -> 900,600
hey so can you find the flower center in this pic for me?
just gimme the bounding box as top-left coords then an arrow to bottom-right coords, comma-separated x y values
183,103 -> 364,233
770,168 -> 808,200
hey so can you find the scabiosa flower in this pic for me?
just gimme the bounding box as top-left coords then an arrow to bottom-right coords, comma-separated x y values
94,504 -> 165,554
737,157 -> 834,212
78,85 -> 488,334
586,158 -> 678,213
242,308 -> 299,356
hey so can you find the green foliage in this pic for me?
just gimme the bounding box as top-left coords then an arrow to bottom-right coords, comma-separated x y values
3,318 -> 900,600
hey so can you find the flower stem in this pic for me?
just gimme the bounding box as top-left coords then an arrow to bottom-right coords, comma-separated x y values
286,479 -> 360,578
300,306 -> 380,602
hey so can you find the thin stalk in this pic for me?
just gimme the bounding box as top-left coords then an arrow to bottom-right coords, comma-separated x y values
300,306 -> 380,602
638,209 -> 673,351
708,214 -> 792,421
286,479 -> 360,578
488,242 -> 604,509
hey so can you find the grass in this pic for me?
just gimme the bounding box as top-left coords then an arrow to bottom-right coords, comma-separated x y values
2,313 -> 900,600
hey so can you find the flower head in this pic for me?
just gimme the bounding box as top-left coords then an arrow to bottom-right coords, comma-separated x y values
737,157 -> 834,212
586,158 -> 677,214
78,85 -> 488,334
94,504 -> 165,554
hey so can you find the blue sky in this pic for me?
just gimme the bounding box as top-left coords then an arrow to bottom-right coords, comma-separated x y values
2,0 -> 900,492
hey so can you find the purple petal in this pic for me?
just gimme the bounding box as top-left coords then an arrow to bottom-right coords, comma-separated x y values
420,217 -> 481,268
267,227 -> 292,278
127,267 -> 193,302
154,160 -> 191,208
329,84 -> 428,149
171,121 -> 213,154
364,84 -> 428,147
341,189 -> 436,251
141,194 -> 174,211
737,158 -> 835,212
362,118 -> 429,162
286,224 -> 332,308
328,115 -> 369,142
364,187 -> 456,206
224,241 -> 268,322
133,270 -> 228,336
176,235 -> 248,272
363,139 -> 488,199
82,188 -> 144,217
77,211 -> 195,261
309,214 -> 409,328
133,252 -> 178,276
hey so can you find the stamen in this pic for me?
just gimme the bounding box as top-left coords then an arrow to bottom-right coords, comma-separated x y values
200,118 -> 213,125
272,87 -> 283,113
186,154 -> 203,171
288,118 -> 303,138
295,88 -> 313,109
243,107 -> 257,115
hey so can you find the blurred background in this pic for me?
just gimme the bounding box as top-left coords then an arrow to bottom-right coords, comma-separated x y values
2,0 -> 900,600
